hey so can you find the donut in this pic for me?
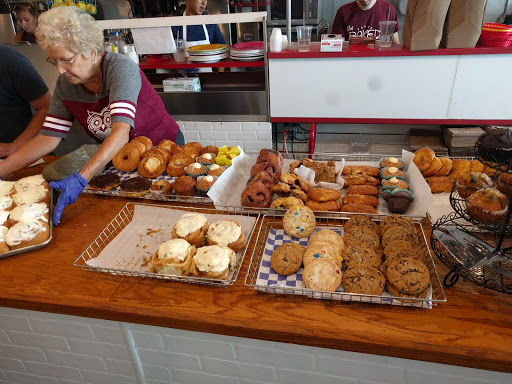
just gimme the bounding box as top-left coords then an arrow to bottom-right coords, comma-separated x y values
345,185 -> 379,196
144,148 -> 170,165
307,187 -> 341,202
305,200 -> 342,212
150,180 -> 172,195
433,157 -> 453,176
422,156 -> 442,177
181,142 -> 203,158
241,181 -> 272,208
126,141 -> 147,158
112,144 -> 140,172
342,194 -> 379,206
120,176 -> 151,197
137,151 -> 166,179
89,173 -> 121,190
156,139 -> 180,156
130,136 -> 153,151
247,170 -> 275,190
413,148 -> 435,172
166,154 -> 195,177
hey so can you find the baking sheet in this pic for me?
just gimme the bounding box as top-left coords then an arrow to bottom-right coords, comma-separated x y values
75,203 -> 258,286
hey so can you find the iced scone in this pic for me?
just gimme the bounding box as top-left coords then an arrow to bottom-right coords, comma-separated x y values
14,175 -> 49,191
150,238 -> 196,276
206,220 -> 245,252
12,185 -> 49,206
0,226 -> 9,253
171,212 -> 209,247
0,196 -> 13,211
191,245 -> 235,279
6,219 -> 49,250
8,203 -> 49,226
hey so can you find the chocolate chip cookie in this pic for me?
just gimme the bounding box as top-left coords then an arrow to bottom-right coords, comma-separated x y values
344,225 -> 380,250
342,265 -> 385,295
270,242 -> 306,276
343,244 -> 382,269
344,215 -> 380,238
386,281 -> 429,303
380,215 -> 416,238
385,257 -> 430,295
382,226 -> 419,247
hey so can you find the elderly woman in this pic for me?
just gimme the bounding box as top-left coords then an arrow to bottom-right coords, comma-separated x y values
12,2 -> 39,44
0,6 -> 183,226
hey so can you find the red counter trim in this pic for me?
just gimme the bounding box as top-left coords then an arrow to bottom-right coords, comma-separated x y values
271,117 -> 512,125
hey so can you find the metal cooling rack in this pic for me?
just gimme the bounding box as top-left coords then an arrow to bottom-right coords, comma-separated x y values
245,213 -> 447,308
74,203 -> 259,288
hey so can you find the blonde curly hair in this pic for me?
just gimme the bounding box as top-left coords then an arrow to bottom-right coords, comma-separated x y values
36,6 -> 104,58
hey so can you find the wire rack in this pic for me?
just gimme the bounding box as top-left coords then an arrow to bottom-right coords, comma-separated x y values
245,213 -> 447,308
74,203 -> 260,288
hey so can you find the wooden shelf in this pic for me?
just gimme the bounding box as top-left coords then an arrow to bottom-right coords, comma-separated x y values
139,56 -> 265,69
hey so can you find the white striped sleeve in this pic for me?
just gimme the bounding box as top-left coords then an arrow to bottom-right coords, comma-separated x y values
110,101 -> 136,119
42,114 -> 73,135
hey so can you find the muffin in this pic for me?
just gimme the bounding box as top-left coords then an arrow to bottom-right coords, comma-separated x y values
196,153 -> 216,165
200,145 -> 219,156
466,188 -> 508,223
172,176 -> 197,196
475,127 -> 512,164
382,188 -> 414,214
207,164 -> 226,177
196,175 -> 218,196
380,167 -> 406,180
185,162 -> 207,178
380,157 -> 405,169
149,238 -> 196,276
456,172 -> 494,198
150,180 -> 172,195
382,177 -> 409,190
498,172 -> 512,197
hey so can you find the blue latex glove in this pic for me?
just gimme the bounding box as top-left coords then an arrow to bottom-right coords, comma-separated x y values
49,172 -> 88,226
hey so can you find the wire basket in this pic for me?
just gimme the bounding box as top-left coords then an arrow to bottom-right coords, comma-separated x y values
44,0 -> 97,14
226,0 -> 272,7
245,213 -> 447,308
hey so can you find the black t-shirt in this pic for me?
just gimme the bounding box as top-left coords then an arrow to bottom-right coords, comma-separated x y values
0,45 -> 49,143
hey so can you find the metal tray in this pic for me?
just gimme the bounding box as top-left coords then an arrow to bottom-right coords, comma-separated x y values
82,165 -> 212,205
74,203 -> 259,287
245,212 -> 447,308
0,189 -> 53,259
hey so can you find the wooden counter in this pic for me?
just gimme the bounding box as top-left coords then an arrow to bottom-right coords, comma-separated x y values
2,159 -> 512,374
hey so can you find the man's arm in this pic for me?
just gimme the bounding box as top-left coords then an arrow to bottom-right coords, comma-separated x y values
392,32 -> 400,44
0,91 -> 51,158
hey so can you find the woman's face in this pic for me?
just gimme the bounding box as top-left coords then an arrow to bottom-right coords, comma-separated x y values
186,0 -> 207,16
15,10 -> 37,34
46,45 -> 97,85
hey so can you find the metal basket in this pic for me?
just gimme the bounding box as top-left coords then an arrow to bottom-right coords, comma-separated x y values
44,0 -> 97,14
74,203 -> 259,287
245,213 -> 447,308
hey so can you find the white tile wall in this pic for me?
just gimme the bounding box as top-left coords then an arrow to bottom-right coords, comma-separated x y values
0,307 -> 511,384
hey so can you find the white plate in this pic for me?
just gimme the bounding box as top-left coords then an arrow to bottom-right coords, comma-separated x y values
188,52 -> 230,62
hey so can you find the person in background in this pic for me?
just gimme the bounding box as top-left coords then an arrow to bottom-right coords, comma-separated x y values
0,6 -> 184,226
171,0 -> 226,48
12,2 -> 39,44
0,45 -> 51,158
332,0 -> 400,44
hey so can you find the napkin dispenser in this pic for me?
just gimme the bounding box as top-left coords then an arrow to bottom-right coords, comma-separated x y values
321,34 -> 343,52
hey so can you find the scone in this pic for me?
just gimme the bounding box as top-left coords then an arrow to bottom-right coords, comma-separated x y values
206,220 -> 245,252
6,220 -> 50,250
149,238 -> 196,276
302,259 -> 342,292
191,245 -> 235,279
171,212 -> 209,248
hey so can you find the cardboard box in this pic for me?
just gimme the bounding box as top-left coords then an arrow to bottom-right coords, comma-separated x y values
163,77 -> 201,92
441,0 -> 487,48
321,34 -> 343,52
403,0 -> 451,51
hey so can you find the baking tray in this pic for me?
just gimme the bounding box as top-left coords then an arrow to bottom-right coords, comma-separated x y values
244,212 -> 447,308
81,165 -> 212,205
74,203 -> 259,287
0,189 -> 53,259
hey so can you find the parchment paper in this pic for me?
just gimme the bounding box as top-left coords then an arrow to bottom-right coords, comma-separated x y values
85,205 -> 257,280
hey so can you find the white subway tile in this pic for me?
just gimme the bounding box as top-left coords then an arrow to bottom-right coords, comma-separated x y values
199,132 -> 229,141
176,121 -> 185,131
146,380 -> 173,384
212,122 -> 242,131
141,364 -> 172,381
404,369 -> 502,384
228,131 -> 258,141
201,357 -> 275,382
173,368 -> 238,384
183,131 -> 200,141
0,330 -> 9,344
241,141 -> 270,151
278,369 -> 357,384
239,379 -> 276,384
81,370 -> 138,384
0,357 -> 25,371
45,349 -> 105,371
256,131 -> 272,141
317,356 -> 401,383
183,122 -> 213,132
104,358 -> 136,377
91,325 -> 125,345
58,379 -> 85,384
0,369 -> 6,381
0,315 -> 32,332
163,335 -> 235,360
67,339 -> 130,361
137,349 -> 200,371
3,370 -> 58,384
131,331 -> 163,350
29,319 -> 94,341
8,332 -> 69,351
241,122 -> 271,132
237,345 -> 314,371
0,343 -> 46,362
24,361 -> 81,381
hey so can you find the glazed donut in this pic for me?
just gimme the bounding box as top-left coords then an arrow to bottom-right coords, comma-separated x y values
138,152 -> 166,179
130,136 -> 153,151
257,148 -> 283,165
447,159 -> 471,180
433,157 -> 453,176
112,144 -> 140,172
345,185 -> 379,196
341,203 -> 378,214
342,194 -> 379,206
126,141 -> 147,158
247,171 -> 275,190
200,145 -> 219,156
241,181 -> 272,208
250,158 -> 282,181
156,139 -> 180,156
307,187 -> 341,202
305,200 -> 342,212
422,156 -> 442,177
413,148 -> 435,172
150,180 -> 172,195
166,154 -> 195,177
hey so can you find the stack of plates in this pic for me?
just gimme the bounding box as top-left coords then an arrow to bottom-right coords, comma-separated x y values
230,41 -> 265,61
186,44 -> 229,63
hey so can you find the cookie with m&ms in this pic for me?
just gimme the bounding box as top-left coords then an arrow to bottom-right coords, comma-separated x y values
283,205 -> 316,238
